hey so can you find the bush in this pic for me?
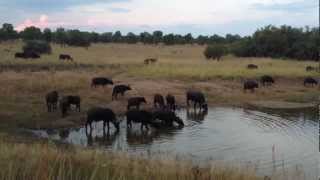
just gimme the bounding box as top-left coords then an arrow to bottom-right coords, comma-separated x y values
204,44 -> 227,60
23,40 -> 52,54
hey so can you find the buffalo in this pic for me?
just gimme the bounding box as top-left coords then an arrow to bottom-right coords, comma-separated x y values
86,107 -> 120,134
306,66 -> 316,72
127,97 -> 147,110
247,64 -> 258,69
45,91 -> 59,112
112,85 -> 132,100
304,77 -> 318,87
91,77 -> 114,88
60,95 -> 81,117
59,54 -> 73,61
126,109 -> 153,130
260,75 -> 275,86
154,94 -> 165,108
244,80 -> 259,92
186,91 -> 207,111
144,58 -> 157,65
15,51 -> 40,59
166,94 -> 176,111
152,110 -> 184,127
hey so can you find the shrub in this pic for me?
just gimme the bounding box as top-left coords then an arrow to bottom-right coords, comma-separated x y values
204,44 -> 227,60
23,40 -> 52,54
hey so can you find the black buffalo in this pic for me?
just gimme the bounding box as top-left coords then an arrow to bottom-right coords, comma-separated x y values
152,110 -> 184,127
244,80 -> 259,92
154,94 -> 165,108
304,77 -> 318,87
127,97 -> 147,110
112,85 -> 132,100
86,107 -> 120,134
126,109 -> 153,130
186,91 -> 207,111
91,77 -> 114,88
59,54 -> 73,61
144,58 -> 157,65
247,64 -> 258,69
60,95 -> 81,117
15,51 -> 40,59
166,94 -> 176,111
260,75 -> 275,86
45,91 -> 59,112
306,66 -> 316,72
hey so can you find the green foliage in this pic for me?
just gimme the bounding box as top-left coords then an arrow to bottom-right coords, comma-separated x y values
126,32 -> 138,44
0,23 -> 18,41
43,28 -> 52,42
23,40 -> 52,54
66,30 -> 91,47
204,44 -> 227,60
20,26 -> 42,41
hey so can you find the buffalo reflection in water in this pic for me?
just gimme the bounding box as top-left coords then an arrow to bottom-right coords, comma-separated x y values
86,130 -> 119,147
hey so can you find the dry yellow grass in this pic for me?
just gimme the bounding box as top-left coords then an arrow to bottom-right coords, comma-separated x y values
0,140 -> 263,180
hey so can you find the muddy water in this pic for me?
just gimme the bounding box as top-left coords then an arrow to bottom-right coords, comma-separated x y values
31,107 -> 318,178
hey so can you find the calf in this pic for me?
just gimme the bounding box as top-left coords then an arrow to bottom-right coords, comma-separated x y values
304,77 -> 318,87
112,85 -> 132,100
152,110 -> 184,127
127,97 -> 147,110
91,77 -> 114,88
45,91 -> 59,112
59,54 -> 73,61
166,94 -> 176,111
247,64 -> 258,69
260,75 -> 275,86
86,107 -> 120,134
60,95 -> 81,117
126,109 -> 153,130
154,94 -> 165,108
244,80 -> 259,92
186,90 -> 207,111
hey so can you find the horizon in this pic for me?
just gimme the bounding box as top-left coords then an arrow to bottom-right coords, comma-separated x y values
0,0 -> 318,36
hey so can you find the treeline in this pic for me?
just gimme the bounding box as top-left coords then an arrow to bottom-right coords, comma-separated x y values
0,23 -> 318,61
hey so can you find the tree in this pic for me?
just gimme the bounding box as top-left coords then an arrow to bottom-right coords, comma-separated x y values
66,29 -> 90,48
54,27 -> 67,47
126,32 -> 138,44
112,31 -> 122,43
99,32 -> 113,43
184,33 -> 193,44
20,26 -> 42,41
152,31 -> 163,44
163,34 -> 175,45
204,44 -> 227,61
43,28 -> 52,42
0,23 -> 18,41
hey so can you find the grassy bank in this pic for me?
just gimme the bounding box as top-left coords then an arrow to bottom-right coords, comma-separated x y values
0,41 -> 319,130
0,139 -> 263,180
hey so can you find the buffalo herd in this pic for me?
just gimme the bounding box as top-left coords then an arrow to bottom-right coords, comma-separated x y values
44,61 -> 318,135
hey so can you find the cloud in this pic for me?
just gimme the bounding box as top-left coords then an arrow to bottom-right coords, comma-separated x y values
15,15 -> 66,31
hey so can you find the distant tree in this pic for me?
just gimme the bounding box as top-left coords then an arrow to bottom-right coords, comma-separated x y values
209,34 -> 225,44
204,44 -> 227,61
196,35 -> 209,45
66,29 -> 90,48
184,33 -> 193,44
139,32 -> 153,44
23,40 -> 52,54
174,34 -> 186,44
43,28 -> 52,42
126,32 -> 138,44
163,34 -> 175,45
20,26 -> 42,41
0,23 -> 18,41
99,32 -> 113,43
152,31 -> 163,44
112,31 -> 122,43
225,34 -> 241,43
54,27 -> 67,47
90,32 -> 99,43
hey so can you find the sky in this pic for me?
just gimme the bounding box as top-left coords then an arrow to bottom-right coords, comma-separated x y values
0,0 -> 318,36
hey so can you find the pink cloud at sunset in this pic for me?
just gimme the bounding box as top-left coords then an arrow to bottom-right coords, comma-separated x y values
15,15 -> 65,31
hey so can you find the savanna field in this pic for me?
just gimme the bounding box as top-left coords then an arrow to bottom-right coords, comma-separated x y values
0,41 -> 319,180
